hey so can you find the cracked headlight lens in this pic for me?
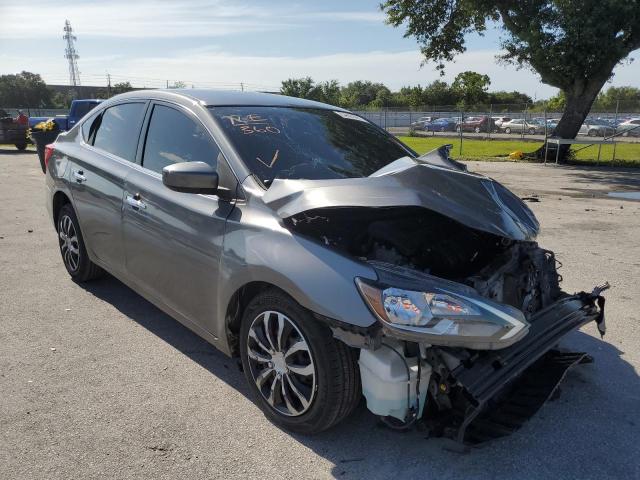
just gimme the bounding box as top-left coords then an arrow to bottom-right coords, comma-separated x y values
356,278 -> 529,348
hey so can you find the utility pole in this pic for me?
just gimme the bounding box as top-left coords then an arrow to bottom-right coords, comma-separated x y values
613,99 -> 620,163
240,82 -> 244,92
106,73 -> 111,97
63,20 -> 81,87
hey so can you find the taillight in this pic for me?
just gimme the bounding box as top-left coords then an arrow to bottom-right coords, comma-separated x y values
44,144 -> 55,172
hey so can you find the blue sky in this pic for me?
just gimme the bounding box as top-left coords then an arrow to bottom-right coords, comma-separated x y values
1,0 -> 638,98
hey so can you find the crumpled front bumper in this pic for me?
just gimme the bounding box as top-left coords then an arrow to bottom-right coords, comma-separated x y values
448,290 -> 606,443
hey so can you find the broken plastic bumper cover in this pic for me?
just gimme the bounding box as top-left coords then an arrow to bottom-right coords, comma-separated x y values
449,292 -> 605,443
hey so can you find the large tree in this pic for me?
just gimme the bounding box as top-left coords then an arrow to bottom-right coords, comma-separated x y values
280,78 -> 342,105
451,71 -> 490,107
0,71 -> 51,108
339,81 -> 391,108
382,0 -> 640,157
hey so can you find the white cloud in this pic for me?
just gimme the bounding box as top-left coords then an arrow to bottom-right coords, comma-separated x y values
0,1 -> 382,39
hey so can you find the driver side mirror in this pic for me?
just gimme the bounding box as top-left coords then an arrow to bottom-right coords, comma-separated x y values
162,161 -> 219,194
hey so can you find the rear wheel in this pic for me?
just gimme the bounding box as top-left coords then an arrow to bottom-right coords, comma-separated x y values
15,142 -> 27,150
239,289 -> 361,434
528,128 -> 536,135
505,127 -> 512,134
57,204 -> 103,281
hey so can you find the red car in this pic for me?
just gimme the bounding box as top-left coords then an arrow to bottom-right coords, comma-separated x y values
456,115 -> 496,133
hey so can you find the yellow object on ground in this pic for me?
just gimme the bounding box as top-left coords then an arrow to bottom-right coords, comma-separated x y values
509,150 -> 525,160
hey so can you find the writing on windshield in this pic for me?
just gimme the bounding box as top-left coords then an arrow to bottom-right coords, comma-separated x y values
210,106 -> 412,185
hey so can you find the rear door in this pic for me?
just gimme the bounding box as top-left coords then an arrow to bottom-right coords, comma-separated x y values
69,101 -> 147,274
122,101 -> 234,331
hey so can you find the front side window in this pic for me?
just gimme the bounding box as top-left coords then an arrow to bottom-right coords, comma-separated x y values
92,103 -> 146,161
209,106 -> 412,186
142,105 -> 218,175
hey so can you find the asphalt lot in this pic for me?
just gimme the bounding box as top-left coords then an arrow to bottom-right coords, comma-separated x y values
1,149 -> 639,479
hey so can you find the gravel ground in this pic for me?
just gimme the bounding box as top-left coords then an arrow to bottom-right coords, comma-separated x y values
1,150 -> 639,480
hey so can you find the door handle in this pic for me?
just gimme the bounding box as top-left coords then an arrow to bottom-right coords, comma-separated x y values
72,170 -> 86,183
126,194 -> 147,210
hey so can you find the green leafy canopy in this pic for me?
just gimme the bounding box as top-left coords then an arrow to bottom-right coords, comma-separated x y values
382,0 -> 640,92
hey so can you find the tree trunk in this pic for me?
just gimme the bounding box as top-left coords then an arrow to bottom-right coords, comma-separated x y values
535,77 -> 608,163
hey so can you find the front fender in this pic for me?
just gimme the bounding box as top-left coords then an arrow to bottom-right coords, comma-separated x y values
215,208 -> 379,347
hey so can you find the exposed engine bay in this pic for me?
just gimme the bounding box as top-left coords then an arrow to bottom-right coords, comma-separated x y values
287,205 -> 562,319
265,149 -> 608,443
286,204 -> 606,444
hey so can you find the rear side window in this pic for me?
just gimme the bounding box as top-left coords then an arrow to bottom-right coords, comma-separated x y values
142,104 -> 218,175
81,112 -> 100,143
92,103 -> 146,161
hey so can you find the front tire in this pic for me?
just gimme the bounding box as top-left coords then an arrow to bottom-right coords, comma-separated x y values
239,289 -> 361,434
57,204 -> 103,281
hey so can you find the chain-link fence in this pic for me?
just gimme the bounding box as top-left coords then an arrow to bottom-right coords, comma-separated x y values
353,103 -> 640,142
1,107 -> 68,117
3,101 -> 639,161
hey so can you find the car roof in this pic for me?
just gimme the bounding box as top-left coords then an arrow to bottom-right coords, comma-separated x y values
111,88 -> 346,110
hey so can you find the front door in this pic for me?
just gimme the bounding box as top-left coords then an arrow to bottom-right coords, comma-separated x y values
122,102 -> 234,332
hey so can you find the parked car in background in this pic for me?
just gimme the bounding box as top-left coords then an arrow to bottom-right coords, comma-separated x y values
43,89 -> 608,443
546,119 -> 561,130
617,118 -> 640,137
0,108 -> 28,150
499,119 -> 544,134
456,115 -> 495,133
423,117 -> 458,132
492,116 -> 511,128
410,116 -> 439,130
29,99 -> 102,131
578,120 -> 616,137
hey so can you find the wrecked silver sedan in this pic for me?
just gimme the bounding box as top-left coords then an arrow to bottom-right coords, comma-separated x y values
45,90 -> 607,443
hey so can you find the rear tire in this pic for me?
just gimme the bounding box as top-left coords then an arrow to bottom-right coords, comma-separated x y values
57,204 -> 103,282
505,127 -> 512,134
15,142 -> 27,150
239,289 -> 361,434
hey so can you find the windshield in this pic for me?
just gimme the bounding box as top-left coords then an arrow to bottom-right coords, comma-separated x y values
209,106 -> 413,185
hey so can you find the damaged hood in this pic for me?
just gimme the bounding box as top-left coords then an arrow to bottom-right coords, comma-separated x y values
261,147 -> 539,241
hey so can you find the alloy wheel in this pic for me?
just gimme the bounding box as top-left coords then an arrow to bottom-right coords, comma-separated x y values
58,214 -> 80,272
246,310 -> 316,417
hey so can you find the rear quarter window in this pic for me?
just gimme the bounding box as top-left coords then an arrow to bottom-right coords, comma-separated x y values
81,111 -> 101,143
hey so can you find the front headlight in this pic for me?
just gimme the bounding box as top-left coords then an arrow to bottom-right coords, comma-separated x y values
355,278 -> 529,349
